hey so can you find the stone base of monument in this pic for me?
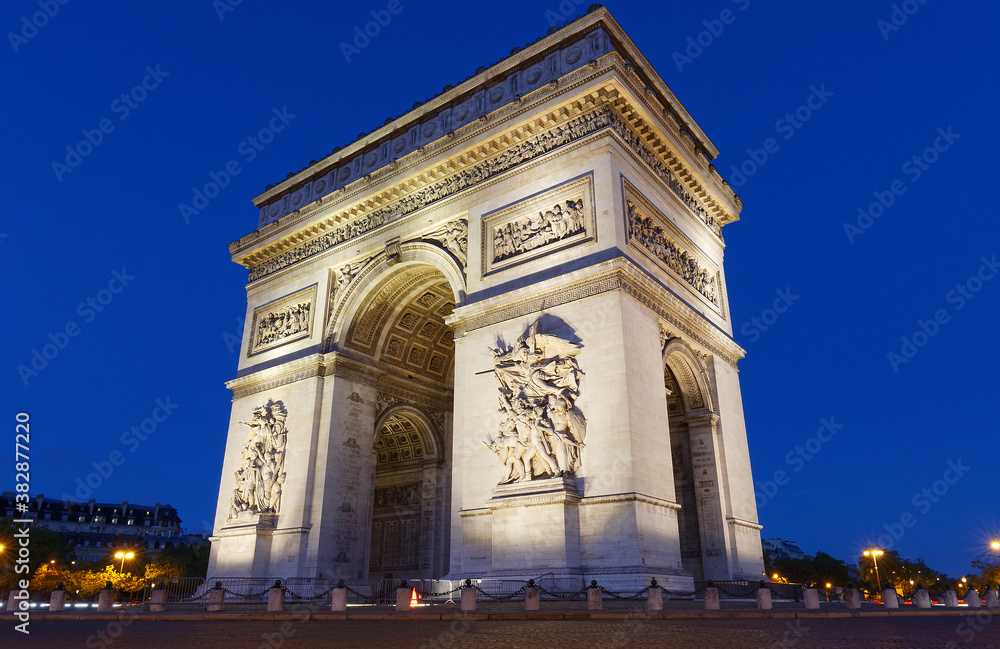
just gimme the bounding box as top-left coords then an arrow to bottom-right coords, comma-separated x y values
803,588 -> 819,609
49,590 -> 66,612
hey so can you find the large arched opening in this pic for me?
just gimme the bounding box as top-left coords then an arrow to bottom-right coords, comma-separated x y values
336,252 -> 459,580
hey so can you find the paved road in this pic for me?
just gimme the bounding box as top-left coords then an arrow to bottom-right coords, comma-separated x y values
1,615 -> 997,649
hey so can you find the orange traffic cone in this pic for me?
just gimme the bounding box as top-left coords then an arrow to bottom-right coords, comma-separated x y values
410,588 -> 418,608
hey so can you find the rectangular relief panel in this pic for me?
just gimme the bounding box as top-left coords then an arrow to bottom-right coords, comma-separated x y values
481,173 -> 596,277
247,284 -> 317,356
623,179 -> 724,316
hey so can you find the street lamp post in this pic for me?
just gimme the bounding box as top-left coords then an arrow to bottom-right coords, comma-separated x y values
114,551 -> 135,573
864,549 -> 884,593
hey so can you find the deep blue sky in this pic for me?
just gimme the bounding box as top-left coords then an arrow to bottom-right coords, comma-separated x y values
4,1 -> 998,578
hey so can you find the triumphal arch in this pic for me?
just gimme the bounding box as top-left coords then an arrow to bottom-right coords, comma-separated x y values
208,7 -> 764,590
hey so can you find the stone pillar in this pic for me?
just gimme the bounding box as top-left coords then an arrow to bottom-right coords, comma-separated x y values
913,585 -> 930,609
524,582 -> 540,611
646,579 -> 663,611
331,581 -> 348,612
941,589 -> 958,608
985,588 -> 999,609
704,584 -> 720,610
150,589 -> 167,612
844,586 -> 861,610
207,586 -> 225,612
803,588 -> 819,609
49,588 -> 66,612
755,582 -> 772,610
686,415 -> 736,581
97,583 -> 117,611
587,581 -> 603,611
966,589 -> 981,609
882,588 -> 899,609
267,581 -> 285,612
395,583 -> 412,611
460,581 -> 477,612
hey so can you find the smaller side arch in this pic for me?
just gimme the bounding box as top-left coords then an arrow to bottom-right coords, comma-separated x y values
662,339 -> 716,415
373,404 -> 442,462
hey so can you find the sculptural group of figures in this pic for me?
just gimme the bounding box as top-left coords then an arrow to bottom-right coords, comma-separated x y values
254,302 -> 310,348
229,400 -> 288,519
627,202 -> 718,305
493,198 -> 585,262
485,324 -> 587,483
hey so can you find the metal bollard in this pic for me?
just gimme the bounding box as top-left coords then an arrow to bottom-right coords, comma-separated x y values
331,580 -> 347,612
97,582 -> 117,611
524,579 -> 540,611
460,579 -> 477,612
587,580 -> 603,611
267,580 -> 285,612
647,578 -> 663,611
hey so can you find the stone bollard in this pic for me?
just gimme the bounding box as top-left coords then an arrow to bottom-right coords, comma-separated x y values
460,579 -> 477,612
882,588 -> 899,609
207,582 -> 225,612
6,589 -> 21,613
395,581 -> 412,611
647,578 -> 663,611
704,581 -> 720,610
331,580 -> 347,612
844,584 -> 861,610
966,588 -> 982,609
803,587 -> 820,610
913,584 -> 931,609
524,580 -> 540,611
941,588 -> 958,608
150,589 -> 167,612
587,580 -> 603,611
267,580 -> 285,612
985,587 -> 999,609
755,581 -> 773,610
97,582 -> 117,611
50,584 -> 67,612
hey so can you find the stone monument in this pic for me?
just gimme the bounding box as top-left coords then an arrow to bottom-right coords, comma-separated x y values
208,6 -> 764,592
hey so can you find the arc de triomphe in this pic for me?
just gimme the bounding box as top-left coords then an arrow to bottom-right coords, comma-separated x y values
207,6 -> 765,591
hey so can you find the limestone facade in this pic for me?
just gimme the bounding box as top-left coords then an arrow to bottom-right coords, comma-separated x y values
207,7 -> 764,590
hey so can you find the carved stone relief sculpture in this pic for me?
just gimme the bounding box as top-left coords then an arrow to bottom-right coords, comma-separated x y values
426,219 -> 469,266
248,285 -> 317,355
485,322 -> 587,484
228,400 -> 288,520
626,198 -> 720,308
492,198 -> 585,263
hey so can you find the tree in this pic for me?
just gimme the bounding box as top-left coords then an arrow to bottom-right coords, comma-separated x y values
0,519 -> 73,587
145,541 -> 210,579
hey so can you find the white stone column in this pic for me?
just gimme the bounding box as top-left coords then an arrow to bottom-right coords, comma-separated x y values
686,414 -> 736,581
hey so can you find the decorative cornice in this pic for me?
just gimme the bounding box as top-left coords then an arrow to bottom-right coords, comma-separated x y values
226,354 -> 325,400
580,493 -> 681,510
727,517 -> 763,531
449,258 -> 745,367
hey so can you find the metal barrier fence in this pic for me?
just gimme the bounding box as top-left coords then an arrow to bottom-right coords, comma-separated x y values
140,578 -> 208,610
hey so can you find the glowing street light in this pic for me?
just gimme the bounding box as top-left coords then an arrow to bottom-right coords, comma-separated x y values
114,551 -> 135,573
991,539 -> 1000,551
864,549 -> 885,593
